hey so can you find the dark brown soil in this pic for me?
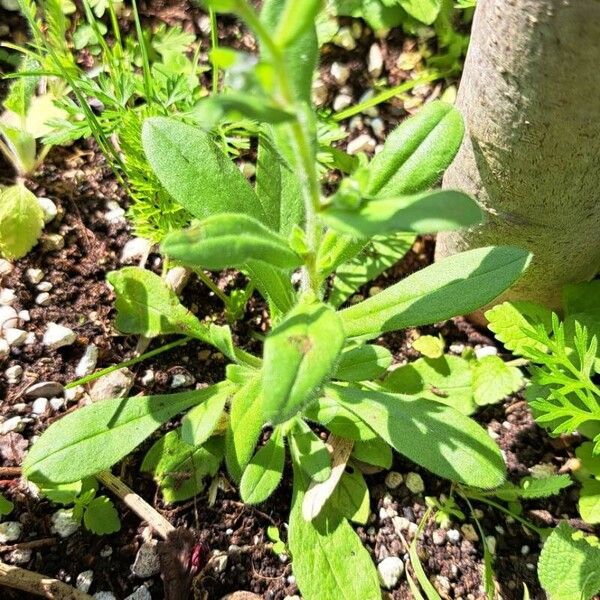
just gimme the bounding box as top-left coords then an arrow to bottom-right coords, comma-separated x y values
0,3 -> 597,600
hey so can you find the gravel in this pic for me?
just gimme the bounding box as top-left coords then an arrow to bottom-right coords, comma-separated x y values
377,556 -> 404,589
43,323 -> 77,349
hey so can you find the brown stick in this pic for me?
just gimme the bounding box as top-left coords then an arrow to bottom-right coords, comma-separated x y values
0,467 -> 22,478
0,562 -> 93,599
0,538 -> 57,553
97,471 -> 175,540
302,434 -> 354,521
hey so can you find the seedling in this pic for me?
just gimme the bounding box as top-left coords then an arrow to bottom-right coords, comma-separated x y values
23,1 -> 533,597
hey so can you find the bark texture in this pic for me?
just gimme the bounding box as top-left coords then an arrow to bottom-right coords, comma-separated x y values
435,0 -> 600,315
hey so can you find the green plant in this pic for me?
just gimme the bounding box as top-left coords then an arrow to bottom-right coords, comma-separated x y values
23,1 -> 532,596
486,281 -> 600,525
0,494 -> 14,519
38,478 -> 121,535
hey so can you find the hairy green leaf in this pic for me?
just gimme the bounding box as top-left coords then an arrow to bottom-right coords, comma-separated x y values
288,463 -> 381,600
328,384 -> 506,488
288,420 -> 331,483
263,302 -> 345,424
322,190 -> 482,238
328,465 -> 370,524
24,389 -> 206,484
240,428 -> 285,504
0,184 -> 44,259
142,117 -> 266,222
334,344 -> 392,382
162,213 -> 302,270
472,355 -> 523,406
366,101 -> 464,197
340,246 -> 532,339
538,522 -> 600,600
192,94 -> 295,126
351,437 -> 393,469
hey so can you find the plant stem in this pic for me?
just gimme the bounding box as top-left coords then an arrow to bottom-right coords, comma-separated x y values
193,268 -> 230,306
237,1 -> 323,298
209,9 -> 219,94
65,336 -> 191,389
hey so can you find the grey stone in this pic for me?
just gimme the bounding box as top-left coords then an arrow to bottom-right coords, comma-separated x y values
377,556 -> 404,589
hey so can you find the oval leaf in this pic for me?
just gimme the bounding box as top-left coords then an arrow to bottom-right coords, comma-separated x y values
340,246 -> 532,339
366,101 -> 464,197
240,428 -> 285,504
327,384 -> 506,489
162,213 -> 302,270
142,117 -> 266,221
288,420 -> 331,483
262,302 -> 345,424
322,190 -> 482,238
334,344 -> 392,382
23,389 -> 208,484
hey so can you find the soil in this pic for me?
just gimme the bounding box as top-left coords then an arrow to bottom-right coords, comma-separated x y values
0,2 -> 598,600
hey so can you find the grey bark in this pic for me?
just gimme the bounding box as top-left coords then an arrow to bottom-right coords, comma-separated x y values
435,0 -> 600,317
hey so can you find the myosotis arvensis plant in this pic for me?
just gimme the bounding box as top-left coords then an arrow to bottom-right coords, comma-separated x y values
23,1 -> 533,597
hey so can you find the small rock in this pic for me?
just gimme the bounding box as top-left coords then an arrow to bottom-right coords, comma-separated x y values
132,541 -> 160,578
461,523 -> 478,542
24,332 -> 36,346
75,344 -> 98,378
221,594 -> 262,600
405,472 -> 425,494
43,323 -> 76,349
330,62 -> 350,84
140,370 -> 155,386
35,292 -> 51,306
5,365 -> 23,384
89,369 -> 134,402
474,345 -> 498,359
31,397 -> 49,415
94,593 -> 117,600
368,43 -> 384,78
432,529 -> 446,545
38,197 -> 58,223
371,117 -> 385,139
51,509 -> 80,538
36,281 -> 53,292
0,306 -> 19,331
434,575 -> 451,595
76,570 -> 94,593
333,26 -> 356,50
50,397 -> 64,411
377,556 -> 404,589
0,338 -> 9,359
7,548 -> 31,564
171,371 -> 195,389
485,535 -> 497,555
1,416 -> 25,434
312,79 -> 328,107
26,268 -> 44,284
333,93 -> 353,112
447,529 -> 461,544
41,233 -> 65,252
0,259 -> 13,276
212,551 -> 228,573
358,89 -> 378,117
347,134 -> 376,155
0,521 -> 22,543
283,596 -> 301,600
125,587 -> 152,600
385,472 -> 403,490
18,310 -> 30,322
4,329 -> 27,347
121,238 -> 152,263
26,381 -> 64,398
105,201 -> 126,223
0,288 -> 16,305
65,386 -> 84,403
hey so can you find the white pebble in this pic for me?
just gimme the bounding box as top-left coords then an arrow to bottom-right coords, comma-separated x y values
24,332 -> 36,346
105,201 -> 126,223
131,541 -> 160,578
50,397 -> 65,411
405,472 -> 425,494
5,328 -> 27,347
43,323 -> 77,350
38,197 -> 58,223
0,306 -> 18,331
0,521 -> 22,543
333,93 -> 353,112
31,397 -> 49,415
41,234 -> 64,252
0,288 -> 16,305
371,117 -> 385,139
18,310 -> 30,322
94,593 -> 117,600
368,43 -> 384,78
89,369 -> 134,402
51,509 -> 79,538
125,587 -> 152,600
447,529 -> 461,543
121,238 -> 152,263
461,523 -> 478,542
7,548 -> 31,564
5,365 -> 23,384
26,268 -> 44,284
385,471 -> 403,489
486,535 -> 497,555
333,27 -> 356,50
35,292 -> 51,306
0,338 -> 9,359
76,570 -> 94,593
75,344 -> 98,377
0,416 -> 25,434
141,370 -> 155,386
312,79 -> 328,107
171,372 -> 195,389
475,345 -> 498,359
347,134 -> 376,155
521,545 -> 530,555
377,556 -> 404,589
36,281 -> 53,292
330,62 -> 350,84
0,259 -> 13,276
